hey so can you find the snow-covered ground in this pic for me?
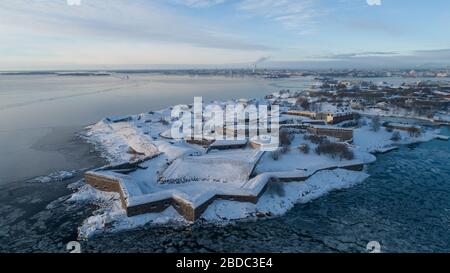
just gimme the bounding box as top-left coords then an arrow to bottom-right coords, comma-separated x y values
434,112 -> 450,123
162,149 -> 263,184
68,92 -> 444,239
71,184 -> 187,239
82,110 -> 171,163
358,107 -> 450,124
353,119 -> 440,153
74,168 -> 369,239
255,134 -> 375,174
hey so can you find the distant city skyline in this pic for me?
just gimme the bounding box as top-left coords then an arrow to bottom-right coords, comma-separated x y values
0,0 -> 449,70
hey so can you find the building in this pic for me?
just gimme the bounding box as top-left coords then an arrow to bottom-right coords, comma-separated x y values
283,110 -> 317,119
307,125 -> 353,141
285,110 -> 355,125
384,123 -> 421,133
330,112 -> 356,124
207,139 -> 248,151
316,112 -> 355,125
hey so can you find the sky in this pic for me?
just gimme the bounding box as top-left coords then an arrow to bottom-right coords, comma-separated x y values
0,0 -> 449,70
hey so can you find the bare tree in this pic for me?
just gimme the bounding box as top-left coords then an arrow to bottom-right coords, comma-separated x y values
409,127 -> 421,138
315,142 -> 354,160
298,144 -> 310,154
296,97 -> 311,110
371,116 -> 381,132
391,131 -> 401,141
279,129 -> 293,147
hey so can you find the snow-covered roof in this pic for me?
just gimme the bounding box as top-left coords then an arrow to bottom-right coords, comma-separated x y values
209,139 -> 248,148
311,125 -> 353,131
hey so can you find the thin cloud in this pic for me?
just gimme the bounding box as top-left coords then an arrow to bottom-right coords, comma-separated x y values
236,0 -> 318,34
0,0 -> 269,52
413,48 -> 450,58
317,48 -> 450,63
281,48 -> 450,68
325,51 -> 399,60
173,0 -> 319,34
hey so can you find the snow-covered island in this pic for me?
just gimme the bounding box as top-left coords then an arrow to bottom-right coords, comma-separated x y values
70,89 -> 448,239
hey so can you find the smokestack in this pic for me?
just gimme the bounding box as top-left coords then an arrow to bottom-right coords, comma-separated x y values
255,56 -> 270,65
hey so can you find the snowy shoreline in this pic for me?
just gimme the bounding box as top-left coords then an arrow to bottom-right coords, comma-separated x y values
63,92 -> 446,239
